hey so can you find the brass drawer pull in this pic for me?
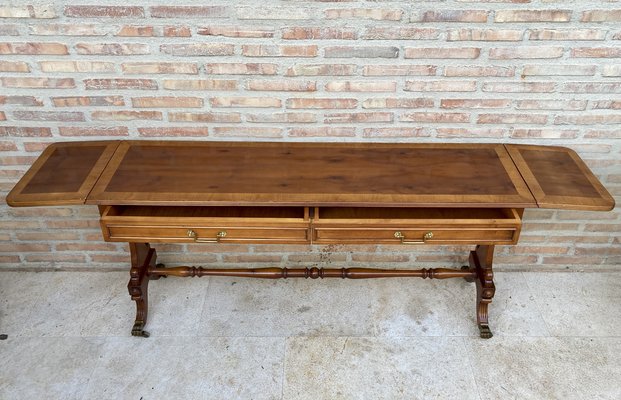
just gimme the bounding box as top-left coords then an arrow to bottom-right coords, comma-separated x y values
394,231 -> 433,244
187,229 -> 227,243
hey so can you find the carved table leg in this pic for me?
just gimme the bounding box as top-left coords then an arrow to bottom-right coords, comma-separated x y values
128,242 -> 157,338
469,245 -> 496,339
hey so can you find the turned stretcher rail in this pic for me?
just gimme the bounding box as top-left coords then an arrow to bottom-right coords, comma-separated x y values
148,266 -> 476,280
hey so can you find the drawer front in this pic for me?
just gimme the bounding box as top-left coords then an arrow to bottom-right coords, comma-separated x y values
313,227 -> 518,245
103,224 -> 310,243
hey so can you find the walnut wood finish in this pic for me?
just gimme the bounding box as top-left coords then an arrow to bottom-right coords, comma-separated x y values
88,141 -> 536,208
148,265 -> 476,280
470,245 -> 496,338
5,140 -> 616,339
128,242 -> 157,338
506,145 -> 615,211
6,141 -> 119,207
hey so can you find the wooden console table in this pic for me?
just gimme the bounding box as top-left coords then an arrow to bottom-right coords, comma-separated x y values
6,141 -> 614,338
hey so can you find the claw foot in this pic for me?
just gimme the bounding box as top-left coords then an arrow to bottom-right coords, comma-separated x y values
131,321 -> 150,338
479,325 -> 493,339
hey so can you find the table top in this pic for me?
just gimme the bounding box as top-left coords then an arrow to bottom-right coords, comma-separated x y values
6,140 -> 615,211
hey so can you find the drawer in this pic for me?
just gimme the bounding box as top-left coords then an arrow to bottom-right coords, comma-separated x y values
313,227 -> 518,245
100,205 -> 311,243
312,207 -> 521,245
105,225 -> 310,243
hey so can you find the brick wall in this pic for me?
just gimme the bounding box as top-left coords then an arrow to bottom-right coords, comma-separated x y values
1,1 -> 619,271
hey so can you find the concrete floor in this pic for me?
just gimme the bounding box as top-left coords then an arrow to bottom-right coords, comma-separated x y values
1,270 -> 620,399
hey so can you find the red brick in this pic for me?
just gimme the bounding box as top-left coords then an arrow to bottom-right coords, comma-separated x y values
206,63 -> 278,75
116,25 -> 153,37
22,142 -> 53,152
247,80 -> 316,91
324,112 -> 393,123
236,6 -> 315,20
362,98 -> 434,109
324,46 -> 398,58
64,6 -> 144,18
495,10 -> 571,23
592,101 -> 621,110
122,62 -> 197,74
325,81 -> 396,92
286,64 -> 356,76
0,127 -> 52,137
246,113 -> 316,124
0,42 -> 67,54
405,80 -> 477,92
602,66 -> 621,77
150,6 -> 228,18
325,8 -> 403,21
362,27 -> 439,40
210,97 -> 281,108
12,111 -> 84,122
84,78 -> 156,90
528,29 -> 607,41
572,47 -> 621,58
490,46 -> 564,59
39,60 -> 115,73
0,112 -> 5,121
0,244 -> 50,252
161,43 -> 234,56
405,47 -> 480,59
59,127 -> 128,137
52,96 -> 124,107
584,130 -> 621,139
0,96 -> 42,106
516,100 -> 586,111
138,127 -> 209,137
441,99 -> 511,109
415,10 -> 488,23
447,29 -> 522,41
0,24 -> 19,35
362,128 -> 430,138
162,79 -> 236,91
286,98 -> 357,109
522,65 -> 596,76
289,127 -> 356,137
401,112 -> 469,123
437,128 -> 506,138
222,255 -> 283,263
213,127 -> 282,138
444,66 -> 514,77
363,65 -> 436,76
32,252 -> 98,263
581,10 -> 621,22
55,243 -> 118,252
168,112 -> 241,123
282,27 -> 357,40
561,82 -> 621,93
0,5 -> 56,18
482,82 -> 555,93
30,24 -> 112,36
132,97 -> 203,108
478,114 -> 547,124
554,115 -> 621,125
243,45 -> 317,57
91,111 -> 162,121
164,26 -> 191,37
0,61 -> 30,72
199,26 -> 273,38
75,43 -> 149,55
